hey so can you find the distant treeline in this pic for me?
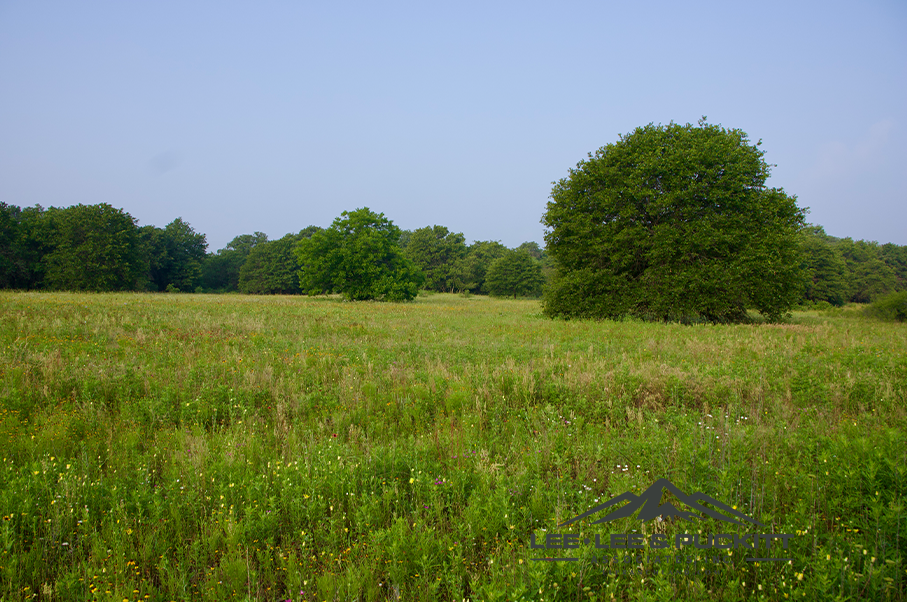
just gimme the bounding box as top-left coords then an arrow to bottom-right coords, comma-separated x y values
0,202 -> 903,302
800,225 -> 907,305
0,203 -> 206,293
0,202 -> 551,296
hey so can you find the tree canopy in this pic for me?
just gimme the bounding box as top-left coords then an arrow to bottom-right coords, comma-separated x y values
448,240 -> 509,294
837,238 -> 898,303
796,226 -> 904,306
402,226 -> 467,292
295,208 -> 423,301
201,232 -> 269,292
40,203 -> 145,291
542,120 -> 807,323
142,218 -> 208,292
800,228 -> 849,306
239,229 -> 319,294
0,202 -> 44,289
485,249 -> 544,298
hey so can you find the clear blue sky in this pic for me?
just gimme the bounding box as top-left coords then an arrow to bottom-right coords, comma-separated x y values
1,0 -> 905,250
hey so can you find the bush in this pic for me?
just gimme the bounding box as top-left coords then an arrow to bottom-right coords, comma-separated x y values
864,291 -> 907,322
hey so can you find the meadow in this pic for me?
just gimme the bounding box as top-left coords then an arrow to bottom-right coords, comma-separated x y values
0,291 -> 904,601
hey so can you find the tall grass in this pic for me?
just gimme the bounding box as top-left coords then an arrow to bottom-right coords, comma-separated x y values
0,292 -> 904,601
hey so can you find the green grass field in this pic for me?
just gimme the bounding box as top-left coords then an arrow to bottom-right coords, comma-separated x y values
0,292 -> 904,601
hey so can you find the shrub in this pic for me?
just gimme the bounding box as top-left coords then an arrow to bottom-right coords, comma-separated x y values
864,290 -> 907,322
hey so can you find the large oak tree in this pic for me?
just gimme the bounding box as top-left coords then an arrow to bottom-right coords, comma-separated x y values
542,120 -> 806,323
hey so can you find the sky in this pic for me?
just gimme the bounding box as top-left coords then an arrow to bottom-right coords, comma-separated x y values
1,0 -> 905,251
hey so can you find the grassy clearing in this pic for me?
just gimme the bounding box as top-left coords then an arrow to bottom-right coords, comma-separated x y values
0,291 -> 904,601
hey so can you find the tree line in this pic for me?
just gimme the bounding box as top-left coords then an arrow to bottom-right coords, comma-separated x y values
0,203 -> 205,293
0,202 -> 547,298
1,200 -> 903,304
799,225 -> 907,306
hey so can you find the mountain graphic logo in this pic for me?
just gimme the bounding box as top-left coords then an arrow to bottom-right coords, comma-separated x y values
558,478 -> 765,528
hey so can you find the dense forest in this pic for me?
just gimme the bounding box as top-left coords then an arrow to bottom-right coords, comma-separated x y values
0,201 -> 904,306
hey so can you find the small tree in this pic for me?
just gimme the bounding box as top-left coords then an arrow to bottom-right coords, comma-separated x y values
295,208 -> 423,301
485,249 -> 544,298
542,120 -> 806,322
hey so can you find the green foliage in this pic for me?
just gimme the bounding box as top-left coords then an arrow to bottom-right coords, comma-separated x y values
138,225 -> 166,290
0,203 -> 45,289
402,225 -> 467,292
201,232 -> 268,292
226,231 -> 270,257
800,227 -> 849,306
515,241 -> 544,260
40,203 -> 146,291
142,218 -> 208,292
796,226 -> 905,305
449,240 -> 508,294
484,249 -> 543,298
864,290 -> 907,322
838,238 -> 898,302
239,231 -> 309,294
295,207 -> 424,301
199,252 -> 241,292
543,120 -> 807,323
397,228 -> 413,250
880,242 -> 907,290
1,203 -> 216,294
0,203 -> 21,287
164,218 -> 207,291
